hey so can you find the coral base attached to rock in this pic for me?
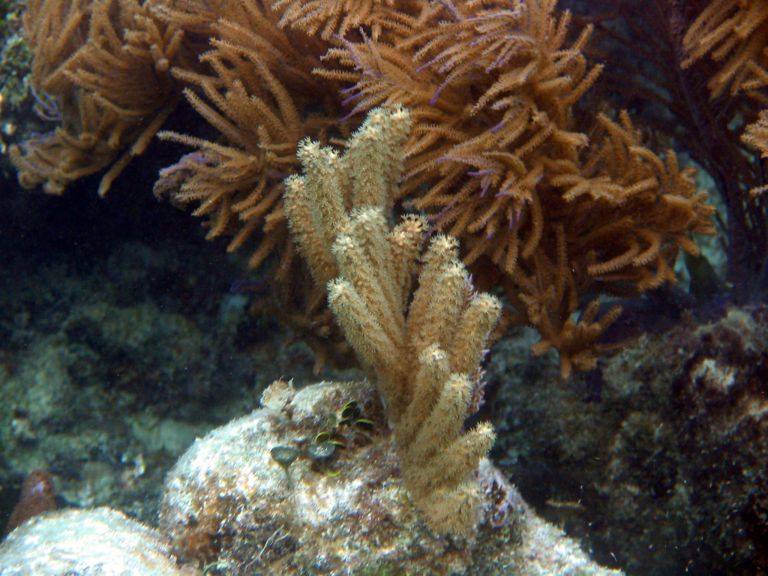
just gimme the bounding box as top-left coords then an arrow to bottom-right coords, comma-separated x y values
160,379 -> 623,576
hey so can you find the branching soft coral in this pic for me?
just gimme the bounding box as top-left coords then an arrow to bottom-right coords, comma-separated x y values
320,0 -> 602,277
319,0 -> 713,375
742,110 -> 768,196
285,106 -> 500,535
12,0 -> 718,375
682,0 -> 768,99
683,0 -> 768,192
151,1 -> 354,371
154,2 -> 343,270
10,0 -> 189,195
554,112 -> 716,288
680,0 -> 768,295
271,0 -> 413,40
532,111 -> 717,376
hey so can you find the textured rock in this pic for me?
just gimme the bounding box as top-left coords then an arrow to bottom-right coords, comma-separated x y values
0,507 -> 199,575
160,379 -> 622,575
491,304 -> 768,575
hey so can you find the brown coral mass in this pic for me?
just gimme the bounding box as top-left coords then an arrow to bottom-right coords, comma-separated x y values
10,0 -> 191,196
11,0 -> 718,375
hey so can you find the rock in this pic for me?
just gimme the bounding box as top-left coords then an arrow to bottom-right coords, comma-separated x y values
0,507 -> 199,575
490,304 -> 768,575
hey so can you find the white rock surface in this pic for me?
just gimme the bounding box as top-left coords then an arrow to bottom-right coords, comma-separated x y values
0,507 -> 199,576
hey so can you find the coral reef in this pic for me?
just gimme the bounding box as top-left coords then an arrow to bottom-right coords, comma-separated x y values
0,103 -> 624,575
2,0 -> 767,574
8,0 -> 718,375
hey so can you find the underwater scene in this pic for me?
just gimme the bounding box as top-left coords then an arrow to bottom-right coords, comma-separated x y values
0,0 -> 766,575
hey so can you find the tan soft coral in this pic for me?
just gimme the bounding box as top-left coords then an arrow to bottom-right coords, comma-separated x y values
531,111 -> 716,376
271,0 -> 409,40
284,106 -> 500,535
683,0 -> 768,196
682,0 -> 768,99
